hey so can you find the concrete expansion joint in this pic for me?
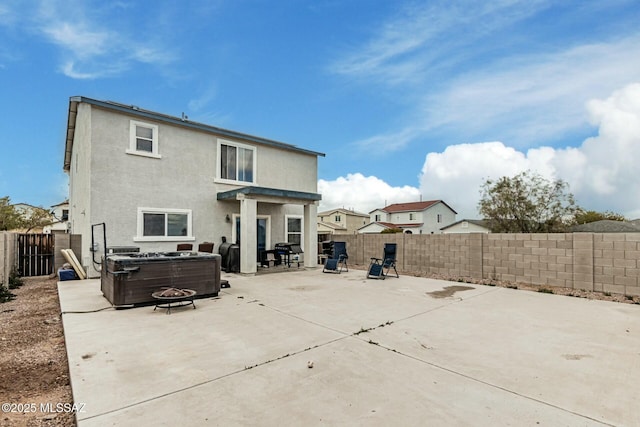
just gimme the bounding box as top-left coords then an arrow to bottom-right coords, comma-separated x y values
368,341 -> 615,427
248,298 -> 352,336
241,336 -> 344,372
79,334 -> 347,424
390,288 -> 496,325
352,320 -> 395,337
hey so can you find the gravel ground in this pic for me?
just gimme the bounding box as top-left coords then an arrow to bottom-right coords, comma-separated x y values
0,276 -> 75,427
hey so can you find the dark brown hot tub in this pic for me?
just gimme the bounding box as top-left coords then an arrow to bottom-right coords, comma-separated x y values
101,251 -> 221,306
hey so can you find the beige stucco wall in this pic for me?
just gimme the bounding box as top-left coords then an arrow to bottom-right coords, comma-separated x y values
317,222 -> 344,234
253,142 -> 318,193
335,232 -> 640,296
369,209 -> 387,222
68,103 -> 93,272
417,203 -> 457,234
345,213 -> 369,233
318,210 -> 368,235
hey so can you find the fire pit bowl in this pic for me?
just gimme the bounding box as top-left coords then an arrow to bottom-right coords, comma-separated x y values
152,288 -> 197,314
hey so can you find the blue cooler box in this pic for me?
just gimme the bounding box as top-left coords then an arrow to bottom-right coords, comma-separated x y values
58,268 -> 77,281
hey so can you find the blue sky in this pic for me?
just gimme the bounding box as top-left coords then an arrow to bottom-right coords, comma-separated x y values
1,0 -> 640,219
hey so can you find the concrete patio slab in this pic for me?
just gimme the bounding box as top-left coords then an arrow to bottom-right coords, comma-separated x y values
58,268 -> 640,426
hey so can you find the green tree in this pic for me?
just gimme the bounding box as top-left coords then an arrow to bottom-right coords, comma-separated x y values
381,228 -> 403,234
20,206 -> 54,232
478,171 -> 577,233
573,209 -> 626,224
0,197 -> 22,231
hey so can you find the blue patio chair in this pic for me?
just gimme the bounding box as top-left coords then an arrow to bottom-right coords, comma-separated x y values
367,243 -> 399,279
323,241 -> 348,273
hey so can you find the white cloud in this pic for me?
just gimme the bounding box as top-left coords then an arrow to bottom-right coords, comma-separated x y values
332,0 -> 640,153
41,21 -> 110,59
352,127 -> 422,152
59,57 -> 130,79
188,84 -> 219,112
318,173 -> 420,213
0,3 -> 14,26
321,83 -> 640,220
344,35 -> 640,154
422,37 -> 640,147
418,83 -> 640,219
331,0 -> 549,85
32,0 -> 176,79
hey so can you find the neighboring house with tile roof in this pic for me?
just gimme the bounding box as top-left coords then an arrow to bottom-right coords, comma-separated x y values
441,219 -> 491,234
317,208 -> 369,240
359,200 -> 457,234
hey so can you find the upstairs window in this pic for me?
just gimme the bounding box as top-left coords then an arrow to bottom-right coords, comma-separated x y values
375,214 -> 381,222
218,140 -> 256,184
127,121 -> 160,158
335,215 -> 341,222
409,213 -> 415,220
437,214 -> 442,223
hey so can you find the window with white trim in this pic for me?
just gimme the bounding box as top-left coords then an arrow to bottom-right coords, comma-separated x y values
409,213 -> 415,220
335,214 -> 341,222
285,215 -> 303,245
135,208 -> 192,241
437,214 -> 442,223
217,139 -> 256,183
127,120 -> 160,158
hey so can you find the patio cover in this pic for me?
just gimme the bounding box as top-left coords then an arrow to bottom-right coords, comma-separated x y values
217,186 -> 322,274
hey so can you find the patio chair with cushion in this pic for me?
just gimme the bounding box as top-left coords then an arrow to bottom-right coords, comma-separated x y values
323,241 -> 348,273
198,242 -> 214,253
367,243 -> 399,279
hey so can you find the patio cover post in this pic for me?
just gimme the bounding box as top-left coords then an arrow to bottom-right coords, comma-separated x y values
303,202 -> 318,269
239,195 -> 257,274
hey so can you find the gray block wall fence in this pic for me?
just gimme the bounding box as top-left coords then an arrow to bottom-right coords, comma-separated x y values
0,231 -> 18,285
0,232 -> 82,282
52,231 -> 83,274
334,232 -> 640,296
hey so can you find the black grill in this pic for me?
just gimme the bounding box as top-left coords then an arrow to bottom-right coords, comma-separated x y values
219,241 -> 240,273
274,242 -> 303,267
274,242 -> 303,254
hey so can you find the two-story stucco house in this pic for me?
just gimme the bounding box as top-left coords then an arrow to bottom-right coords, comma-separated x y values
359,200 -> 456,234
63,97 -> 324,277
43,200 -> 70,233
317,208 -> 369,240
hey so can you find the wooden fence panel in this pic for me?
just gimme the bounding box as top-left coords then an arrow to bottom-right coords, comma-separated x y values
18,234 -> 54,277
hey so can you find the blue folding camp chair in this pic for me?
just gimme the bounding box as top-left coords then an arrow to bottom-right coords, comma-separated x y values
367,243 -> 399,279
323,241 -> 348,273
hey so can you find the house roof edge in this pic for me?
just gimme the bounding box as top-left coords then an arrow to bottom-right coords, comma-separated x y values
63,96 -> 325,171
